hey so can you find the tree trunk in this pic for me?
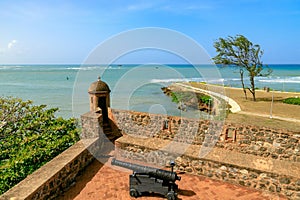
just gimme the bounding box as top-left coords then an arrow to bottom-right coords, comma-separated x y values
249,76 -> 256,101
239,69 -> 247,99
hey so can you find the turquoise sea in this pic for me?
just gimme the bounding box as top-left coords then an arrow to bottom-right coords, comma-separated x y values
0,64 -> 299,118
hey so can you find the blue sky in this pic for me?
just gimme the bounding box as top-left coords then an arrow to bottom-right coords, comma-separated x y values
0,0 -> 299,64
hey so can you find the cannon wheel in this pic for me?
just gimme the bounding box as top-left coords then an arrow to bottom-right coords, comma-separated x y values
166,191 -> 176,200
129,189 -> 139,198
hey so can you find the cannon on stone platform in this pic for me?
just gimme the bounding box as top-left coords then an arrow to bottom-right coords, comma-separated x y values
111,158 -> 181,200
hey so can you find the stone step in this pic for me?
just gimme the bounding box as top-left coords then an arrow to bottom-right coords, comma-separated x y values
101,123 -> 122,143
106,133 -> 119,142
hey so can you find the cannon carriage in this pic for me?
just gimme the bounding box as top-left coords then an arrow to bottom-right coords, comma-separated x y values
111,158 -> 181,200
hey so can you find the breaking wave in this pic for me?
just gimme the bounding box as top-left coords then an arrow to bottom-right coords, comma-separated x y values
150,77 -> 225,83
258,76 -> 300,83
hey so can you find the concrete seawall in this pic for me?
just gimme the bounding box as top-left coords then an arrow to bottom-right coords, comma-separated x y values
174,82 -> 241,113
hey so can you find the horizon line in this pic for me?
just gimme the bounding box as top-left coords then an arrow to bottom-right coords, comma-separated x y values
1,63 -> 300,66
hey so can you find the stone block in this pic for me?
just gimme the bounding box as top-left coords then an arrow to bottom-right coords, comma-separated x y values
279,177 -> 291,184
240,169 -> 248,175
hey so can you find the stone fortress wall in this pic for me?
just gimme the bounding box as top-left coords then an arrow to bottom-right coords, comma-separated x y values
2,77 -> 299,200
111,109 -> 300,199
2,109 -> 299,200
111,109 -> 300,162
0,138 -> 98,200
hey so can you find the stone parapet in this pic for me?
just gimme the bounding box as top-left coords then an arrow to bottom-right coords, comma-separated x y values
111,109 -> 300,162
0,138 -> 99,200
115,135 -> 300,199
81,111 -> 103,138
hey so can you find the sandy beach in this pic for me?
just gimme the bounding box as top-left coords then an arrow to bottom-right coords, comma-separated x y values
174,82 -> 300,132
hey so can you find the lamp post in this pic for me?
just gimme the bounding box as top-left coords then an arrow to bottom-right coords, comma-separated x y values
270,92 -> 274,119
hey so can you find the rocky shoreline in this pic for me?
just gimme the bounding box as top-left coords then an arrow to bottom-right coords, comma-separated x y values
161,84 -> 215,114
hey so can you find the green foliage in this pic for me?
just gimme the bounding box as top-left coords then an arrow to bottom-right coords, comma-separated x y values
171,92 -> 179,104
212,34 -> 272,101
170,91 -> 195,104
283,97 -> 300,105
170,91 -> 213,105
0,97 -> 80,195
199,95 -> 212,105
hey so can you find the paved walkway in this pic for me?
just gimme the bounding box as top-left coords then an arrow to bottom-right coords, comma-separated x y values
174,83 -> 241,113
58,159 -> 286,200
240,111 -> 300,123
175,83 -> 300,124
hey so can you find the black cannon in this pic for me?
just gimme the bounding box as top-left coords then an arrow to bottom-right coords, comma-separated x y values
111,158 -> 181,200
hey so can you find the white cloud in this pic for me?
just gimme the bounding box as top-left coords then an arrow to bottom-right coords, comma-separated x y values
7,40 -> 17,49
0,39 -> 26,59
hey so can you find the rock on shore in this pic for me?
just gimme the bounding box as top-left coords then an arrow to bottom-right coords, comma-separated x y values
161,85 -> 214,114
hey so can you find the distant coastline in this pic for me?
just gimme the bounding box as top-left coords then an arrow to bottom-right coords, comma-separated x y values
0,64 -> 299,119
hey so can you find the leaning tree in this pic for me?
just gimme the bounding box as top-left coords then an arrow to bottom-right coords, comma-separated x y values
212,34 -> 272,101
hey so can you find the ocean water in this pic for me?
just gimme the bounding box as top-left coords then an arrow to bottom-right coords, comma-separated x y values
0,64 -> 299,118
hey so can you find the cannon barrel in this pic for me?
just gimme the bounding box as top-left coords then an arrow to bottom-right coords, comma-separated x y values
111,158 -> 181,182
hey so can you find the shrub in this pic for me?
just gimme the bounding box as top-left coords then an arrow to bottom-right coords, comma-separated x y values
170,91 -> 213,106
0,97 -> 80,195
283,97 -> 300,105
198,94 -> 213,105
170,91 -> 196,104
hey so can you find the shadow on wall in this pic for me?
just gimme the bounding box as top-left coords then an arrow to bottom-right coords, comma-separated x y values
56,160 -> 104,200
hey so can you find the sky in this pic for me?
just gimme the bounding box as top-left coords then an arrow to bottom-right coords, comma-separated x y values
0,0 -> 299,64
